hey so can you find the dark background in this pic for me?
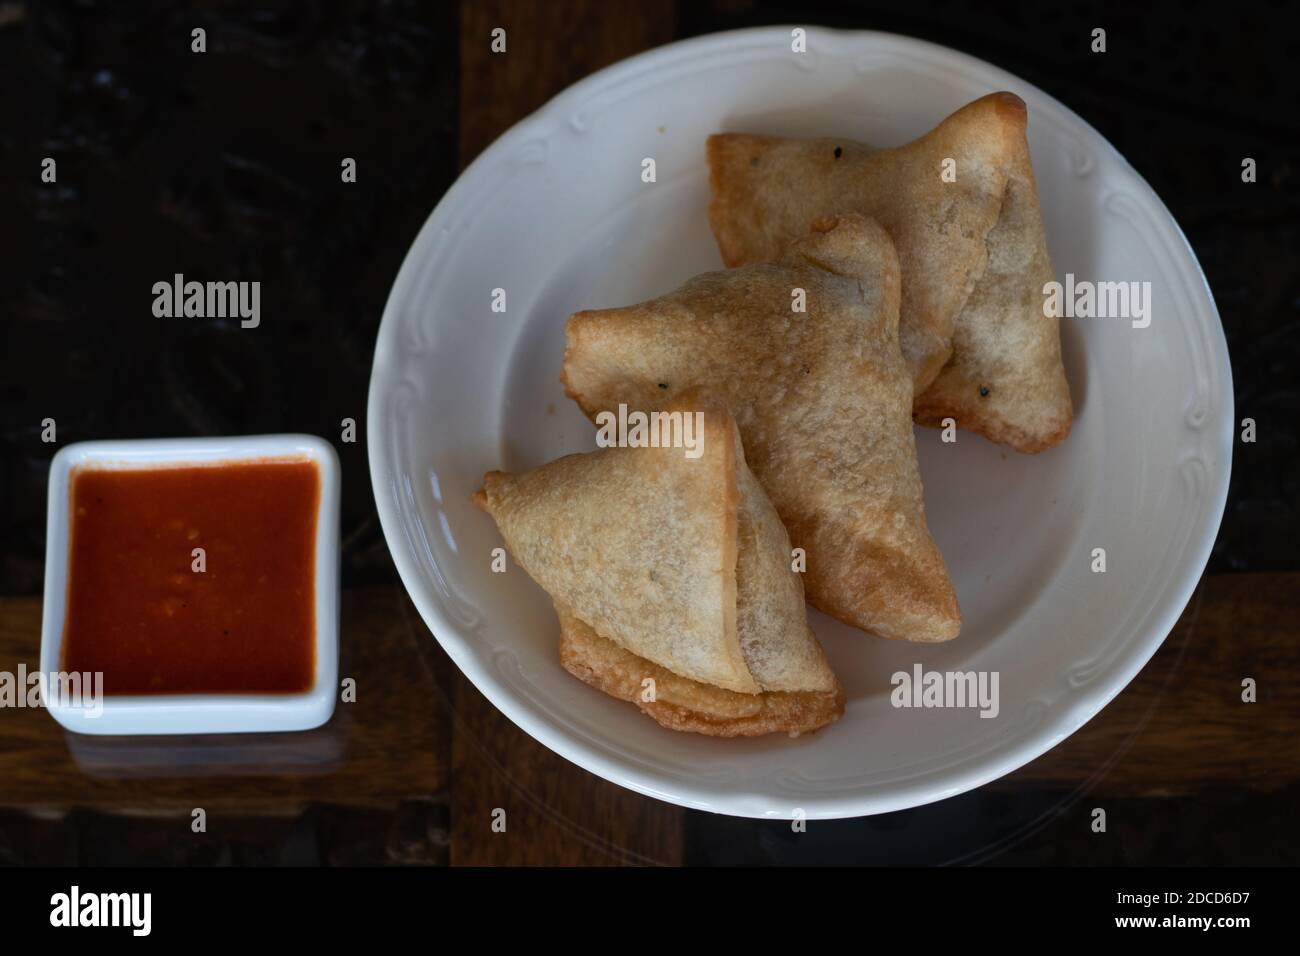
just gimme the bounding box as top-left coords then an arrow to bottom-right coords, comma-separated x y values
1,0 -> 1296,865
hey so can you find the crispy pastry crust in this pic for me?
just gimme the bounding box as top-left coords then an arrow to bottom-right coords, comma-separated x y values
557,604 -> 844,738
476,404 -> 755,693
707,92 -> 1072,453
475,392 -> 842,733
562,216 -> 961,643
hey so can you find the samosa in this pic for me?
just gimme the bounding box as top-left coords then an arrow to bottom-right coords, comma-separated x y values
707,92 -> 1072,452
475,390 -> 842,736
562,215 -> 960,643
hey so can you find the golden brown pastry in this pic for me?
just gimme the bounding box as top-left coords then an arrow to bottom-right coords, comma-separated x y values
557,606 -> 843,738
707,92 -> 1072,452
475,390 -> 842,736
562,215 -> 960,643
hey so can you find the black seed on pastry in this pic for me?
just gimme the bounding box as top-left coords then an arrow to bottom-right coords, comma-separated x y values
979,385 -> 990,397
833,146 -> 843,159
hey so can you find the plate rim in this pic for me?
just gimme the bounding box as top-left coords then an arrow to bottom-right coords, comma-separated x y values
367,25 -> 1234,819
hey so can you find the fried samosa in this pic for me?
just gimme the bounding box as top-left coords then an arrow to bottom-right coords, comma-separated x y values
474,390 -> 842,736
562,215 -> 960,643
707,92 -> 1072,452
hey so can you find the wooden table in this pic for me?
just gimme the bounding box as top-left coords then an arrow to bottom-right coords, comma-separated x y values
2,0 -> 1295,866
4,570 -> 1295,864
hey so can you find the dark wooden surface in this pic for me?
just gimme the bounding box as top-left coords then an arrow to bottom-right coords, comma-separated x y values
1,0 -> 1296,865
0,588 -> 445,814
2,572 -> 1296,863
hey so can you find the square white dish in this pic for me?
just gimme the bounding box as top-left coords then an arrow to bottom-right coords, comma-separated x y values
40,434 -> 340,736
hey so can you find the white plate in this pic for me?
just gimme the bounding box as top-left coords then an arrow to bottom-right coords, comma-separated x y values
367,28 -> 1232,818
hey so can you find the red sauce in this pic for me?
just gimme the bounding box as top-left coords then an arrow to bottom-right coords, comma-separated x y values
62,459 -> 320,695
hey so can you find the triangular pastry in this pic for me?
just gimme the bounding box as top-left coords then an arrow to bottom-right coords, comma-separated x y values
562,215 -> 960,642
707,92 -> 1072,452
910,109 -> 1073,452
475,390 -> 841,735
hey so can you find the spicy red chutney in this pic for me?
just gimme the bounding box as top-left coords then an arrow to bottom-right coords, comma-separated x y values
62,459 -> 320,695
